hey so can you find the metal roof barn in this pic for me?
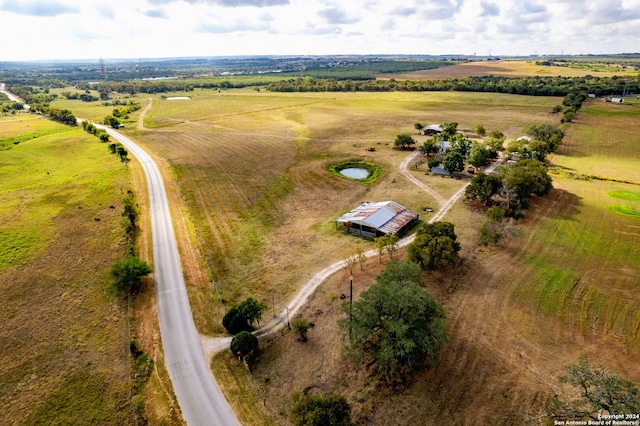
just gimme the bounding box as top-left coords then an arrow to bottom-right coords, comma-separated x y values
335,201 -> 419,238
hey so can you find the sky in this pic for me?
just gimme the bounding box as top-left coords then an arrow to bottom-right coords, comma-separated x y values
0,0 -> 639,62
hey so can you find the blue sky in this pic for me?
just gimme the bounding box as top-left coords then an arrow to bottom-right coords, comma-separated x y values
1,0 -> 639,61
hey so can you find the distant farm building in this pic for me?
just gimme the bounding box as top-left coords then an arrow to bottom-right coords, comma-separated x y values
421,124 -> 444,136
335,201 -> 419,239
517,135 -> 532,142
606,97 -> 624,103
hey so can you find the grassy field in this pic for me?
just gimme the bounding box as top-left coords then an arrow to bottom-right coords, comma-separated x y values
0,118 -> 137,424
50,85 -> 640,425
382,59 -> 638,80
239,96 -> 640,425
115,89 -> 562,337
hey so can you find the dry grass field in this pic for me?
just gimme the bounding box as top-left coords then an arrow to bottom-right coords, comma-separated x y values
215,97 -> 639,426
126,89 -> 561,337
0,120 -> 136,424
46,84 -> 640,425
382,60 -> 637,80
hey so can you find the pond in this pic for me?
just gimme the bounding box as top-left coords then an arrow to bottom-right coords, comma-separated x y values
340,168 -> 369,179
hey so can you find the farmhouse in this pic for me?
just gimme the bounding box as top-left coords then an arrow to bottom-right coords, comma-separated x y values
421,124 -> 444,136
335,201 -> 419,239
439,141 -> 451,154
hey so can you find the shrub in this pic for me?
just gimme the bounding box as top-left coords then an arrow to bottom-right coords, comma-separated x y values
291,393 -> 352,426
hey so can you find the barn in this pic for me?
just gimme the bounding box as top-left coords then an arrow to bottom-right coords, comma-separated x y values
421,124 -> 444,136
335,201 -> 419,239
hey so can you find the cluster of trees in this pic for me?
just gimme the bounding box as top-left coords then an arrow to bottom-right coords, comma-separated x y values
417,122 -> 496,174
1,100 -> 24,114
466,159 -> 553,243
108,142 -> 129,163
374,234 -> 399,262
37,106 -> 77,126
109,193 -> 152,294
266,75 -> 639,98
61,91 -> 99,102
81,120 -> 110,142
505,124 -> 565,162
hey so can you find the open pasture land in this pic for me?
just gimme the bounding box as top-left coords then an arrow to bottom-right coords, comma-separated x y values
556,99 -> 640,183
152,92 -> 640,425
0,119 -> 136,425
237,95 -> 640,425
382,59 -> 637,80
127,89 -> 564,336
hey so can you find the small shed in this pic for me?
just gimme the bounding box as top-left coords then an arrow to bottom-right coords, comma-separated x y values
517,135 -> 532,142
335,201 -> 419,239
430,164 -> 450,176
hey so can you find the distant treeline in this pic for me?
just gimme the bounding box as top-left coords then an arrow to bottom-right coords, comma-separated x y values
266,75 -> 640,97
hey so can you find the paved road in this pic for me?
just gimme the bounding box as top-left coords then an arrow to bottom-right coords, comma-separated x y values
103,127 -> 239,426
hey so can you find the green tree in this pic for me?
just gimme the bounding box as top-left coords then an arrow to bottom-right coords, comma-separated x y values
237,297 -> 267,327
468,142 -> 490,169
527,123 -> 565,150
442,150 -> 464,174
222,297 -> 267,334
440,121 -> 458,137
485,135 -> 505,158
116,146 -> 128,163
502,159 -> 553,208
414,122 -> 425,132
338,261 -> 447,382
291,393 -> 352,426
393,133 -> 416,150
553,357 -> 640,420
97,130 -> 110,142
230,331 -> 258,360
384,234 -> 399,260
110,257 -> 152,294
465,173 -> 503,205
103,115 -> 121,128
407,222 -> 461,271
418,138 -> 439,156
374,236 -> 386,263
475,124 -> 486,136
488,130 -> 504,140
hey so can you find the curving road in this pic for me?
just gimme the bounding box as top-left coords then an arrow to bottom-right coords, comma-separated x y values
102,127 -> 239,426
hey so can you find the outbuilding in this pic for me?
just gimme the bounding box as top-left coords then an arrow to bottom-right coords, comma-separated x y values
335,201 -> 419,239
421,124 -> 444,136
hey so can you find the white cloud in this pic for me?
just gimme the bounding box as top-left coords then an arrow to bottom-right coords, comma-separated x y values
0,0 -> 638,60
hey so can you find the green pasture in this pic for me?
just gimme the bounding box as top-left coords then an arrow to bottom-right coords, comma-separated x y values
514,177 -> 640,349
553,99 -> 640,184
0,121 -> 133,424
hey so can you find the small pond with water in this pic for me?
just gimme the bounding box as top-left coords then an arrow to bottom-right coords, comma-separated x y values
340,168 -> 369,179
